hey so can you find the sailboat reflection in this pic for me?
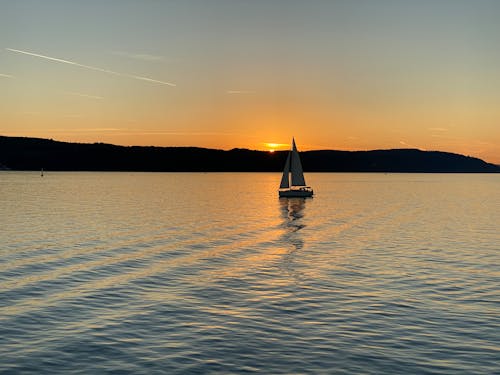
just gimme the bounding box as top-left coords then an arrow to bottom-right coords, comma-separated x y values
278,197 -> 307,281
279,197 -> 306,248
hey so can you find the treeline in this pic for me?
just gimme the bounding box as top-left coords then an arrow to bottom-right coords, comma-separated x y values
0,136 -> 498,173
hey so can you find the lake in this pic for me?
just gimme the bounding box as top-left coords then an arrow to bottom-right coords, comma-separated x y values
0,172 -> 498,374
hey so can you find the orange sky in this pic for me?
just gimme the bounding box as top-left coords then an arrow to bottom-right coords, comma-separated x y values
1,1 -> 499,163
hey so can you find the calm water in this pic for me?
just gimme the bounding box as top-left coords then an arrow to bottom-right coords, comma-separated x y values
0,172 -> 498,374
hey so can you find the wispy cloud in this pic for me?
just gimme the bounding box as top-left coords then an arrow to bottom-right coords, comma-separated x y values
111,51 -> 165,62
400,140 -> 426,151
61,114 -> 83,119
6,48 -> 176,87
428,127 -> 448,131
0,73 -> 14,78
21,112 -> 43,116
48,127 -> 121,132
127,131 -> 244,136
42,129 -> 245,138
226,90 -> 255,94
262,142 -> 289,148
65,91 -> 104,100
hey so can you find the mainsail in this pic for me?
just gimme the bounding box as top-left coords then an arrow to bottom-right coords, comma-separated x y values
290,138 -> 306,186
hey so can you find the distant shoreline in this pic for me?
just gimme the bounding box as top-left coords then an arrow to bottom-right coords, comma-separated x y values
1,136 -> 498,173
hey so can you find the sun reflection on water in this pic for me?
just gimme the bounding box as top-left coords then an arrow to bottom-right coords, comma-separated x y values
1,173 -> 498,374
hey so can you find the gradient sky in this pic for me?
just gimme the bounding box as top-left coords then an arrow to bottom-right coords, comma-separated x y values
1,0 -> 500,163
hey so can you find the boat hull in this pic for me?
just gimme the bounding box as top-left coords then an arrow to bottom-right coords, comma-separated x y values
279,188 -> 313,198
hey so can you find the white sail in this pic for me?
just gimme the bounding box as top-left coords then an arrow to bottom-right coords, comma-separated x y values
290,138 -> 306,186
279,152 -> 291,188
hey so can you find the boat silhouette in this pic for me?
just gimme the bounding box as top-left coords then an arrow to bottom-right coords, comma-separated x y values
278,138 -> 313,198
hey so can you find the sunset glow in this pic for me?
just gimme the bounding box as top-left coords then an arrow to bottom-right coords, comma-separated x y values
1,1 -> 500,163
264,143 -> 289,152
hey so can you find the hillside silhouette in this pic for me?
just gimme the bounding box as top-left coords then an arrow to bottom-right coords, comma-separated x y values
0,136 -> 498,173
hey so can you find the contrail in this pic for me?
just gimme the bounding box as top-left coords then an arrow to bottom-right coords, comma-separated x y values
6,48 -> 176,87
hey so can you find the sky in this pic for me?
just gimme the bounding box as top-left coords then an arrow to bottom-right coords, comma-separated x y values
1,0 -> 500,163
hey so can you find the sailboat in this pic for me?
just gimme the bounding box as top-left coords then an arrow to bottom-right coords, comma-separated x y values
279,138 -> 314,197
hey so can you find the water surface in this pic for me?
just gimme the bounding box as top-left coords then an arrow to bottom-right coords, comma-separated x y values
1,172 -> 499,374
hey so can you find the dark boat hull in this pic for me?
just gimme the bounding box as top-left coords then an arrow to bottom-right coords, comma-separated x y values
279,188 -> 313,198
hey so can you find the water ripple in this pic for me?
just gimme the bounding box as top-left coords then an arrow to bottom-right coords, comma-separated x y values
0,172 -> 499,374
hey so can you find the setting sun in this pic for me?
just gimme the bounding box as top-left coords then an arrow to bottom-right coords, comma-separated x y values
264,143 -> 289,152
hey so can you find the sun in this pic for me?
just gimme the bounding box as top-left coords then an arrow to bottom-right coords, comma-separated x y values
264,142 -> 287,153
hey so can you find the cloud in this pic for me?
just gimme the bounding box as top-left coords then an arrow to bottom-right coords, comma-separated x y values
400,140 -> 426,151
48,127 -> 121,132
127,131 -> 244,136
65,91 -> 104,100
428,127 -> 448,131
0,73 -> 14,78
111,51 -> 165,62
226,90 -> 255,94
46,129 -> 243,137
61,114 -> 83,119
6,48 -> 176,86
262,142 -> 289,148
21,111 -> 43,116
